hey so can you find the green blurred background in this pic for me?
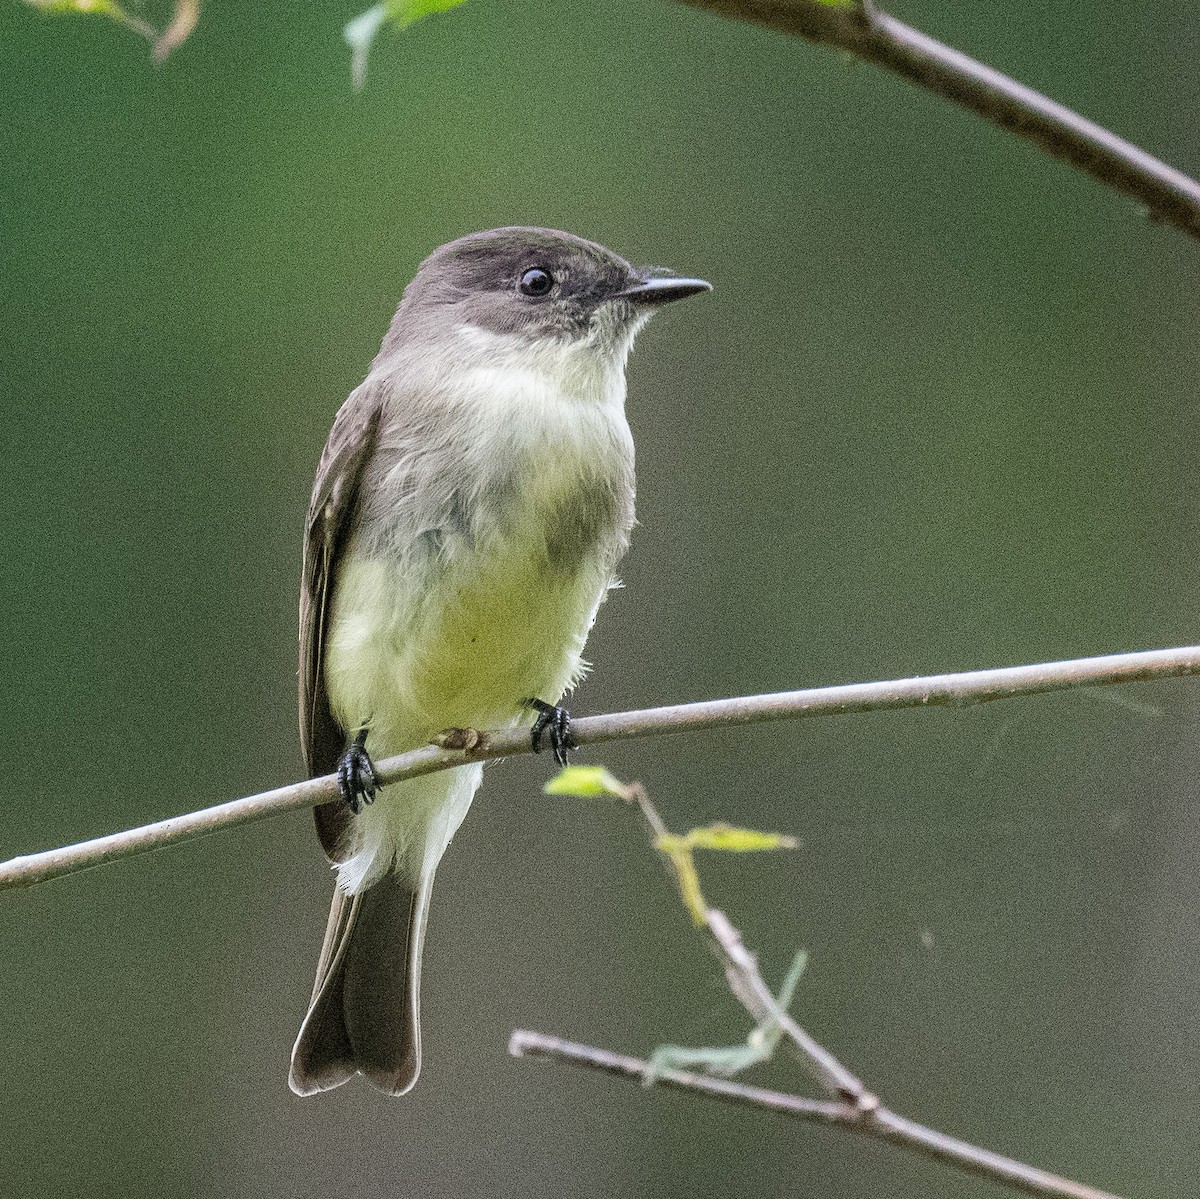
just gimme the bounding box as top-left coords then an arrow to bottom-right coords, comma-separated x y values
2,2 -> 1198,1195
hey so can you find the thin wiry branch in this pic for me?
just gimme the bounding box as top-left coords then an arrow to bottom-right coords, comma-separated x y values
510,780 -> 1127,1199
674,0 -> 1200,242
509,1031 -> 1123,1199
2,644 -> 1197,891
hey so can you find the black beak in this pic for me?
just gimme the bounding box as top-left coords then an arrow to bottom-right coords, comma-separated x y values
612,275 -> 713,305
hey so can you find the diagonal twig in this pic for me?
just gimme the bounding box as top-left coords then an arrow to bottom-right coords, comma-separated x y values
624,777 -> 869,1100
513,778 -> 1127,1199
674,0 -> 1200,242
509,1030 -> 1124,1199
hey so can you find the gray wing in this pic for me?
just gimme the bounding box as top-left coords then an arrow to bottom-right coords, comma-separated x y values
299,387 -> 384,861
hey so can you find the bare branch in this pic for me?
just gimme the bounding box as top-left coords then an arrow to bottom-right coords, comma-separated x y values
2,644 -> 1198,892
515,773 -> 1128,1198
518,762 -> 1133,1197
509,1028 -> 849,1119
509,1030 -> 1125,1199
674,0 -> 1200,243
704,907 -> 867,1101
622,776 -> 869,1101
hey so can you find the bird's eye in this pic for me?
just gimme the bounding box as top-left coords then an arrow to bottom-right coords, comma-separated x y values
519,267 -> 554,297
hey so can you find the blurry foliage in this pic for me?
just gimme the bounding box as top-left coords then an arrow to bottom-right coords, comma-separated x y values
20,0 -> 471,85
21,0 -> 199,60
344,0 -> 469,90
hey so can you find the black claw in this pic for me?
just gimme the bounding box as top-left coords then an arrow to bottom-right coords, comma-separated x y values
527,699 -> 575,767
337,728 -> 379,814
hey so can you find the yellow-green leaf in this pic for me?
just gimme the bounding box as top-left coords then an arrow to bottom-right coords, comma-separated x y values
684,822 -> 799,853
543,764 -> 628,800
654,835 -> 708,924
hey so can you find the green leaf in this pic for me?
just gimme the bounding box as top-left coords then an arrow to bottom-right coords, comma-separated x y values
543,765 -> 629,800
683,822 -> 799,853
344,0 -> 469,91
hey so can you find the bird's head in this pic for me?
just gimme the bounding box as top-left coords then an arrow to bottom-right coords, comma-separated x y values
380,227 -> 710,402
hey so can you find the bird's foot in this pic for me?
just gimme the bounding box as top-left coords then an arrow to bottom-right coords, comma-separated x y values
337,729 -> 379,814
526,699 -> 575,766
431,726 -> 490,753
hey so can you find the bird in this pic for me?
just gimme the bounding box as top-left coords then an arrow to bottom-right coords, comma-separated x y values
288,227 -> 710,1096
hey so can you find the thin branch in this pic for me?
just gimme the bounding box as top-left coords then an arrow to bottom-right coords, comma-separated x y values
2,644 -> 1198,891
509,1028 -> 849,1119
674,0 -> 1200,243
705,906 -> 866,1101
509,1031 -> 1124,1199
622,773 -> 867,1099
513,779 -> 1127,1199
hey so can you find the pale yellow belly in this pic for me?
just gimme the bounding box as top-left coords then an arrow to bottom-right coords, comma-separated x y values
324,541 -> 608,757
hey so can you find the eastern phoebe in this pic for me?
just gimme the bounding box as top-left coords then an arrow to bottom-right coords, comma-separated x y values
288,227 -> 710,1096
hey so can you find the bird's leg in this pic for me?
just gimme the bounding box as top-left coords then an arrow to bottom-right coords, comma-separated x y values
526,698 -> 575,766
337,728 -> 379,814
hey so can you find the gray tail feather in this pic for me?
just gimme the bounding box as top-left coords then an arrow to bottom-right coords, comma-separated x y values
289,871 -> 433,1096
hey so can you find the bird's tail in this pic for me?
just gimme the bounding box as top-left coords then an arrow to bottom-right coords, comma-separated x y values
289,763 -> 482,1096
289,868 -> 433,1096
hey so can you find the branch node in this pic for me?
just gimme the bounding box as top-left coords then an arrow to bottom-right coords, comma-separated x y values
430,726 -> 492,754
